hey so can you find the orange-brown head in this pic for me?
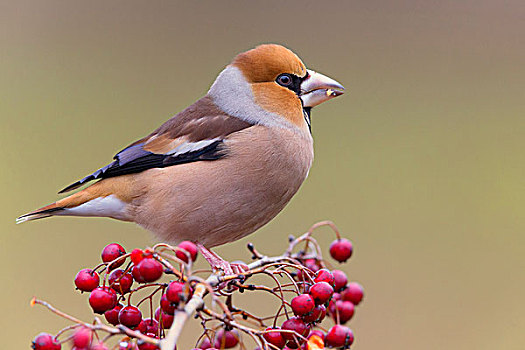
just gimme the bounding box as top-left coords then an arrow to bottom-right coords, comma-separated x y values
231,44 -> 344,131
233,44 -> 307,83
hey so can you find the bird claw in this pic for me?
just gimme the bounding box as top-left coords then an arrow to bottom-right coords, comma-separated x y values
196,243 -> 247,276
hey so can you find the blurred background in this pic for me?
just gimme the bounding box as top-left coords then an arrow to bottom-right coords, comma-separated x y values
1,0 -> 524,349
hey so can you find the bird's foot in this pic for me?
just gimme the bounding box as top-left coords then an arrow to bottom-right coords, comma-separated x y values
196,243 -> 247,276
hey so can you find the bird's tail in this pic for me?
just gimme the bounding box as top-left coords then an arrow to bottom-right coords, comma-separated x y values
16,177 -> 132,224
16,183 -> 106,224
16,203 -> 65,224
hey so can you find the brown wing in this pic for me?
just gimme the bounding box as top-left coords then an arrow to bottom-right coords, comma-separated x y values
59,96 -> 253,193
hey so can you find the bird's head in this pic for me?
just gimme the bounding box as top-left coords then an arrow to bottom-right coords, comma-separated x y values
208,44 -> 344,132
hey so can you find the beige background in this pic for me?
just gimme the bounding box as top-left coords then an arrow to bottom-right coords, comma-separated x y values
1,1 -> 524,349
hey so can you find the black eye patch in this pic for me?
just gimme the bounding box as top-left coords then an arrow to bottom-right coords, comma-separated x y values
275,73 -> 304,95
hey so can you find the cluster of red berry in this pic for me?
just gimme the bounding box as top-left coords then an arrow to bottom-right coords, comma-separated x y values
260,238 -> 362,350
33,241 -> 198,350
31,222 -> 363,350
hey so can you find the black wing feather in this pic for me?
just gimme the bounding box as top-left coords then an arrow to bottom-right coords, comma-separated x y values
58,140 -> 224,194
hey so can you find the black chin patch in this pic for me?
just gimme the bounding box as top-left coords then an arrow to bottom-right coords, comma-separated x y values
303,107 -> 312,132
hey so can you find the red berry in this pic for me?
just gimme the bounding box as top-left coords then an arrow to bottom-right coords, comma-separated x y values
309,282 -> 334,305
160,294 -> 176,314
137,341 -> 160,350
263,327 -> 286,349
104,304 -> 123,325
73,327 -> 92,348
308,329 -> 325,339
132,266 -> 146,283
118,341 -> 140,350
176,241 -> 198,263
198,338 -> 213,349
334,300 -> 355,324
166,281 -> 185,304
32,332 -> 61,350
136,258 -> 163,282
119,305 -> 142,328
329,238 -> 353,263
314,269 -> 335,287
89,287 -> 117,314
331,270 -> 348,292
101,243 -> 126,269
341,282 -> 364,305
302,304 -> 326,324
108,269 -> 134,294
154,307 -> 174,328
137,318 -> 159,335
74,269 -> 100,292
291,294 -> 315,316
215,329 -> 239,348
325,325 -> 354,348
281,317 -> 309,341
303,259 -> 320,273
327,293 -> 341,315
131,249 -> 145,264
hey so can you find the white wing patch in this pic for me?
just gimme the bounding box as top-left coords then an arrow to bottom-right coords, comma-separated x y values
59,195 -> 129,220
166,138 -> 221,156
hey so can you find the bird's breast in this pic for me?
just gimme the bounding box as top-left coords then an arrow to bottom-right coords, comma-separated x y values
132,125 -> 313,247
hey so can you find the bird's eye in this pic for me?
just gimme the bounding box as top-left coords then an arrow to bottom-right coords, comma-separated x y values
276,74 -> 292,87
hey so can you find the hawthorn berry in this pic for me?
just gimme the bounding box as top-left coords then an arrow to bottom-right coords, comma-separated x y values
263,327 -> 286,349
327,293 -> 340,315
309,281 -> 334,305
160,294 -> 176,314
307,330 -> 325,349
215,329 -> 239,348
325,325 -> 354,348
91,343 -> 110,350
166,281 -> 185,304
104,304 -> 123,325
89,287 -> 117,314
137,318 -> 159,335
32,332 -> 61,350
302,304 -> 326,324
303,259 -> 320,273
118,341 -> 140,350
331,270 -> 348,292
136,258 -> 163,282
314,269 -> 335,287
176,241 -> 198,263
334,300 -> 355,324
198,338 -> 214,349
119,305 -> 143,328
131,249 -> 145,264
74,269 -> 100,292
281,317 -> 309,341
101,243 -> 126,269
72,327 -> 92,348
341,282 -> 364,305
308,329 -> 325,339
137,340 -> 160,350
154,307 -> 174,328
108,269 -> 134,294
329,238 -> 353,263
132,266 -> 146,283
291,294 -> 315,316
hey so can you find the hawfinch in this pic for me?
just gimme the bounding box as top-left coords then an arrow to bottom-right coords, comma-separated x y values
17,44 -> 344,270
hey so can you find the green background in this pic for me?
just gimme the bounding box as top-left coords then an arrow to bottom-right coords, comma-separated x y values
1,1 -> 524,349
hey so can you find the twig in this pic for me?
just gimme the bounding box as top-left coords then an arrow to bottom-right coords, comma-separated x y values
159,255 -> 297,350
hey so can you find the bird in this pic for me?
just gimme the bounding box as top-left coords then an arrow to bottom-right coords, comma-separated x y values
17,44 -> 344,273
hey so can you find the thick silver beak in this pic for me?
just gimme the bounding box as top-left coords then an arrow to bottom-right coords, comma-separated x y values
300,70 -> 345,108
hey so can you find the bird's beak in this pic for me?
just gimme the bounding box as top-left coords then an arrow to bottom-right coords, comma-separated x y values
300,70 -> 345,108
